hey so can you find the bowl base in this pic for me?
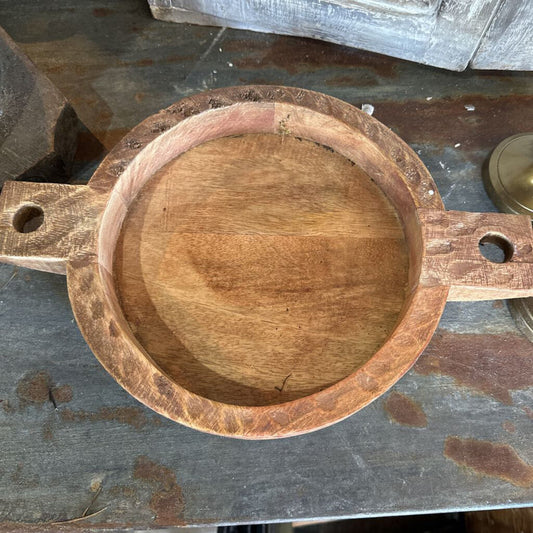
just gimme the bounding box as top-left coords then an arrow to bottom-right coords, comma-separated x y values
114,133 -> 409,406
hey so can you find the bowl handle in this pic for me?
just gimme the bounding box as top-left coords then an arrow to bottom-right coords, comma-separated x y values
419,208 -> 533,301
0,181 -> 103,275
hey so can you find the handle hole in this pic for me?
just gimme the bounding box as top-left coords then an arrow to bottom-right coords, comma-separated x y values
13,205 -> 44,233
478,233 -> 514,263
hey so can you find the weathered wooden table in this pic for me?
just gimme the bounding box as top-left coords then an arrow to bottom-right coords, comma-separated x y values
1,1 -> 532,529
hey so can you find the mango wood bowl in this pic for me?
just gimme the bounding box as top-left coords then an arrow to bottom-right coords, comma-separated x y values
2,86 -> 533,439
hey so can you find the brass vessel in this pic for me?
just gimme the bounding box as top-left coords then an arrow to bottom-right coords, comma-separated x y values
484,133 -> 533,341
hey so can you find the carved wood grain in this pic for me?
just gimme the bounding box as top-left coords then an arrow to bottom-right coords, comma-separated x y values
114,133 -> 410,406
0,86 -> 532,437
419,209 -> 533,301
0,181 -> 104,274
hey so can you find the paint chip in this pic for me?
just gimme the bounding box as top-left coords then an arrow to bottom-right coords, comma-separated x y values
455,143 -> 461,148
361,104 -> 374,116
465,104 -> 475,111
227,62 -> 234,67
426,96 -> 433,101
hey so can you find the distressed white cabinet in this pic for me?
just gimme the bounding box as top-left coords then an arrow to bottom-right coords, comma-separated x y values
148,0 -> 532,71
472,1 -> 533,70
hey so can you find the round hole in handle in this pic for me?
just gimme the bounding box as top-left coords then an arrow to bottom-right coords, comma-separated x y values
13,205 -> 44,233
478,233 -> 514,263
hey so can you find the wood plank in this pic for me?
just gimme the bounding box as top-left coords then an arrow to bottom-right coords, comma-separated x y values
148,0 -> 501,71
471,1 -> 533,70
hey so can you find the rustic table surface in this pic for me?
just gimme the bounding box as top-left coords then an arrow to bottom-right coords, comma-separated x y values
1,0 -> 532,530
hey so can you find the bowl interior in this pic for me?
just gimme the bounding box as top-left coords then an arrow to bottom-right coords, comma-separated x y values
112,131 -> 409,406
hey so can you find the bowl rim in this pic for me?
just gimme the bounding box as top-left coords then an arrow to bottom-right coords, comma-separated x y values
67,86 -> 449,438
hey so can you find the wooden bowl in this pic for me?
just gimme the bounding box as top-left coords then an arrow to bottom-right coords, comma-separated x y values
2,86 -> 533,438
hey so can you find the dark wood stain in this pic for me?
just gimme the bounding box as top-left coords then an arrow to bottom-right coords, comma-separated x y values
231,36 -> 398,77
444,436 -> 533,488
373,95 -> 533,151
60,406 -> 149,430
93,7 -> 113,17
384,391 -> 427,427
134,58 -> 153,67
164,54 -> 196,64
134,456 -> 185,525
326,73 -> 377,87
415,331 -> 533,404
117,56 -> 194,69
